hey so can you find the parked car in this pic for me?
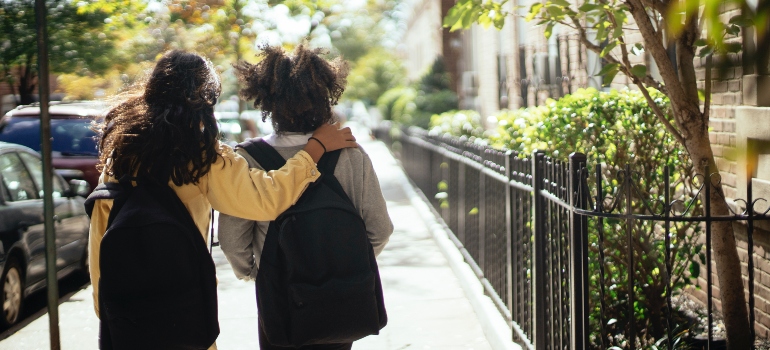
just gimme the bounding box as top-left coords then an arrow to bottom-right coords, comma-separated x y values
0,101 -> 105,193
0,142 -> 91,327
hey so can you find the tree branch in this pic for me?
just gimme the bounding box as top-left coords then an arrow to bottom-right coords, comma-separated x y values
703,53 -> 713,120
624,0 -> 702,121
603,8 -> 687,145
638,0 -> 669,16
636,80 -> 687,146
676,0 -> 702,105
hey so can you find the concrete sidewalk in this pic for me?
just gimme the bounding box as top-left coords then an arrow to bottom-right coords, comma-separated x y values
0,135 -> 507,350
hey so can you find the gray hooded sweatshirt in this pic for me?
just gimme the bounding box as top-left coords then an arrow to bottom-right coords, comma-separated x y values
217,133 -> 394,281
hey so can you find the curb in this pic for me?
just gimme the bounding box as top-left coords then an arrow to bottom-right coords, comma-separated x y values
392,162 -> 521,350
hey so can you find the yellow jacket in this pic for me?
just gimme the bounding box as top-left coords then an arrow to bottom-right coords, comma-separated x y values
88,142 -> 321,317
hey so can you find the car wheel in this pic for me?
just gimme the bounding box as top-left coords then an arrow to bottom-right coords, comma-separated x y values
0,258 -> 23,327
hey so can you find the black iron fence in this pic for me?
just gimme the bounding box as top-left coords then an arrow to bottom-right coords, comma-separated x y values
379,125 -> 770,350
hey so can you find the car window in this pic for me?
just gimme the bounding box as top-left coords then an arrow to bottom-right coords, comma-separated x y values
0,117 -> 98,156
0,152 -> 38,201
18,152 -> 64,198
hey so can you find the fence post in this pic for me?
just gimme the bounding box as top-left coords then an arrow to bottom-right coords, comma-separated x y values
505,150 -> 514,336
568,153 -> 589,350
531,150 -> 546,350
479,146 -> 487,274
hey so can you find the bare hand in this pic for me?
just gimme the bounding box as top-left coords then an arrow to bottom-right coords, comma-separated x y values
311,123 -> 357,152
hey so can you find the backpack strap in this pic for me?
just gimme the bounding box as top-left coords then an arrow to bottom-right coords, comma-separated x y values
317,149 -> 340,175
316,150 -> 355,206
237,138 -> 286,172
84,182 -> 121,218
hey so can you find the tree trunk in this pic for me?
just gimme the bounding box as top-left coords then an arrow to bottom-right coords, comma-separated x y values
682,112 -> 752,350
624,1 -> 752,345
18,58 -> 36,105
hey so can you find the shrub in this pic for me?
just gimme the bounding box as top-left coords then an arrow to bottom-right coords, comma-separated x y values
377,57 -> 458,129
377,86 -> 411,121
390,87 -> 417,125
429,110 -> 484,138
345,49 -> 406,106
409,58 -> 459,127
414,90 -> 459,127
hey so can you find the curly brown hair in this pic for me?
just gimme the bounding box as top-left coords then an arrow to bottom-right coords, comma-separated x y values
234,44 -> 349,133
95,50 -> 222,186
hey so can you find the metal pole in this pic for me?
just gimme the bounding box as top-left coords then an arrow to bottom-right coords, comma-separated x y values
625,164 -> 635,348
664,165 -> 674,349
706,166 -> 713,349
747,142 -> 757,347
478,146 -> 486,274
531,150 -> 546,350
504,151 -> 514,338
568,153 -> 588,350
34,1 -> 60,348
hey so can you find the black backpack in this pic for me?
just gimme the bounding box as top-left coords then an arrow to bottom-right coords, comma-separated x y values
84,176 -> 219,350
239,139 -> 387,347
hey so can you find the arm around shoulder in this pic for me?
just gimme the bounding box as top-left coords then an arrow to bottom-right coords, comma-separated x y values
204,143 -> 321,222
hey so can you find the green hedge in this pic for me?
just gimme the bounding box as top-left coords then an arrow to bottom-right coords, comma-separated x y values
429,110 -> 484,138
376,57 -> 458,129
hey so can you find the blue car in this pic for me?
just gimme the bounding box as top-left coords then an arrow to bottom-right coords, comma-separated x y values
0,142 -> 91,327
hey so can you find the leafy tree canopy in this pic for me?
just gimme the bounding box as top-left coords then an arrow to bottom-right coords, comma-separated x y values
0,0 -> 142,103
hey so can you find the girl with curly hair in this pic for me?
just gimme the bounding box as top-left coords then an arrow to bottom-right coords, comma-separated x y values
89,50 -> 357,349
218,45 -> 393,350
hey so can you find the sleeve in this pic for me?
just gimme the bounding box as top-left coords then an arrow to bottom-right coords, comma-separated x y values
203,143 -> 320,221
358,150 -> 394,256
217,212 -> 258,280
88,198 -> 114,317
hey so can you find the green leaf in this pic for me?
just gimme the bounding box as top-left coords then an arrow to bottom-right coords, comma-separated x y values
546,4 -> 566,17
613,26 -> 623,40
630,64 -> 647,78
614,10 -> 627,25
578,3 -> 601,12
631,43 -> 645,56
595,24 -> 607,43
603,69 -> 619,85
550,0 -> 571,7
544,22 -> 555,39
694,39 -> 707,47
461,7 -> 476,28
493,11 -> 507,29
600,40 -> 617,57
596,63 -> 620,85
689,261 -> 700,279
478,12 -> 492,28
526,3 -> 543,22
725,24 -> 740,36
729,14 -> 755,27
698,46 -> 714,58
